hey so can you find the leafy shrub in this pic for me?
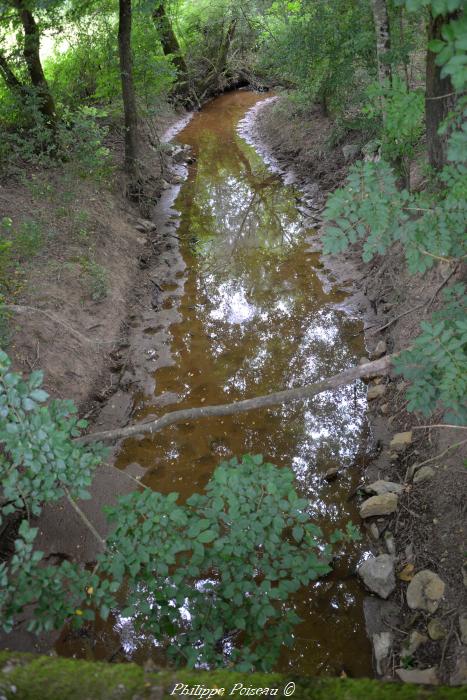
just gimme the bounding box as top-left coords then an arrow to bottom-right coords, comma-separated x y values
59,106 -> 112,181
100,454 -> 360,670
0,354 -> 360,669
0,217 -> 45,295
0,350 -> 107,518
393,284 -> 467,424
363,77 -> 424,177
0,94 -> 112,181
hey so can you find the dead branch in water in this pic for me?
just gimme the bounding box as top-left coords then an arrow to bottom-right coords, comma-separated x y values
77,354 -> 394,444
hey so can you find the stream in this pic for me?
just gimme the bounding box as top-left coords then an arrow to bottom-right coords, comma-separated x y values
60,90 -> 373,676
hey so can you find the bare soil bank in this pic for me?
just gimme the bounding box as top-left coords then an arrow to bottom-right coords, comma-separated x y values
249,95 -> 466,686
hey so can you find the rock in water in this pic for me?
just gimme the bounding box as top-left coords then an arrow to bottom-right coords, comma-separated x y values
406,570 -> 445,613
358,554 -> 396,599
324,467 -> 340,481
359,493 -> 398,518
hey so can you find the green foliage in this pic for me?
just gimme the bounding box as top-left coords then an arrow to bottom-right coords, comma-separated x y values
364,78 -> 424,167
0,520 -> 115,635
393,284 -> 467,424
396,1 -> 467,91
0,350 -> 107,518
323,158 -> 467,271
0,359 -> 359,670
0,216 -> 46,295
0,221 -> 13,284
254,0 -> 376,118
322,154 -> 466,424
0,96 -> 112,181
98,454 -> 359,671
322,0 -> 467,425
44,7 -> 175,113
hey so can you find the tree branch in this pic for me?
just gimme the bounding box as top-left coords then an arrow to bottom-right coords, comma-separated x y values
63,486 -> 106,548
77,354 -> 394,444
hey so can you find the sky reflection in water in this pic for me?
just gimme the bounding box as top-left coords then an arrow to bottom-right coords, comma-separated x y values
114,91 -> 372,676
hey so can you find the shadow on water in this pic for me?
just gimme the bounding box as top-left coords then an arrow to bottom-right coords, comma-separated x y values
59,90 -> 373,676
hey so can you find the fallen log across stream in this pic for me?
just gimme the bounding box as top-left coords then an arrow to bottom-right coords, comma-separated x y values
77,355 -> 393,445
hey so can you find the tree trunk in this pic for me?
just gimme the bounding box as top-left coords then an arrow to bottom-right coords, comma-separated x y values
152,1 -> 188,80
0,49 -> 24,92
118,0 -> 139,176
199,16 -> 238,97
13,0 -> 56,127
216,16 -> 237,78
371,0 -> 392,86
425,12 -> 457,170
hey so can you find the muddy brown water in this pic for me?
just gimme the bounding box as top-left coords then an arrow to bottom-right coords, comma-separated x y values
59,90 -> 373,675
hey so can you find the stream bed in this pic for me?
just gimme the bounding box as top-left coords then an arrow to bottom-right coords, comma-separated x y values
61,90 -> 373,675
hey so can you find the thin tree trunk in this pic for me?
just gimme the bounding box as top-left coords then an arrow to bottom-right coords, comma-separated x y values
77,355 -> 393,444
13,0 -> 56,126
152,1 -> 188,80
0,49 -> 24,92
118,0 -> 139,176
200,16 -> 237,96
371,0 -> 392,86
425,12 -> 457,170
398,7 -> 410,91
216,17 -> 237,77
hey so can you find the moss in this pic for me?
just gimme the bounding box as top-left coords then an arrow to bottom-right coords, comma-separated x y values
0,652 -> 464,700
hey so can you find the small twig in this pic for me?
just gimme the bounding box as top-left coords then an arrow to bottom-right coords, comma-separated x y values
63,486 -> 106,547
426,264 -> 459,310
440,616 -> 456,670
383,621 -> 409,636
412,424 -> 467,430
413,439 -> 467,469
369,303 -> 425,335
399,502 -> 421,518
104,463 -> 151,491
368,264 -> 459,335
425,92 -> 456,101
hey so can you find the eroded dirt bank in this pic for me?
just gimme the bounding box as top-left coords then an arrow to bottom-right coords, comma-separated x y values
247,96 -> 466,686
0,110 -> 192,653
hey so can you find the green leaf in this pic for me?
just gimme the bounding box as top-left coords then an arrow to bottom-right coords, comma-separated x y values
292,526 -> 304,542
198,529 -> 217,544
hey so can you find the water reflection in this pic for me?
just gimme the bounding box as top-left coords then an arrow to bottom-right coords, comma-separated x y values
112,90 -> 372,675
